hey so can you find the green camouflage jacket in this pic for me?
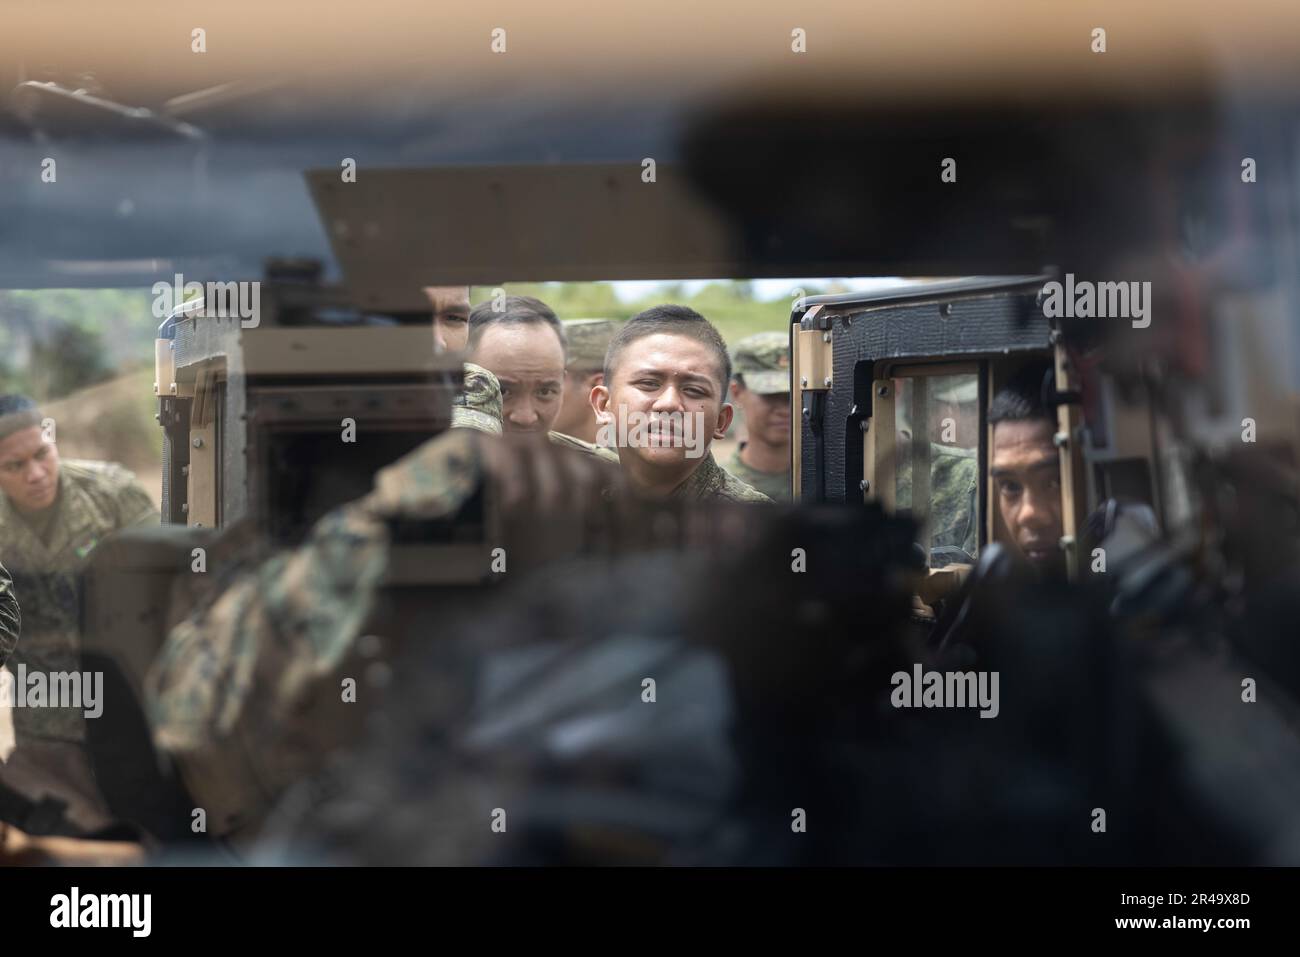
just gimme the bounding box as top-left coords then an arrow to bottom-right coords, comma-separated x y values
0,459 -> 158,741
672,451 -> 773,503
146,365 -> 509,833
725,445 -> 791,502
550,433 -> 769,503
896,443 -> 979,560
145,372 -> 766,833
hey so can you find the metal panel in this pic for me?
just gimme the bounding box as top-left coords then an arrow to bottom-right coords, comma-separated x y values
307,165 -> 739,308
241,327 -> 449,377
799,287 -> 1050,504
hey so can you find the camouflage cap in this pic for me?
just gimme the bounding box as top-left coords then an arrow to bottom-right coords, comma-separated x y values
562,318 -> 621,371
451,362 -> 503,435
731,331 -> 790,395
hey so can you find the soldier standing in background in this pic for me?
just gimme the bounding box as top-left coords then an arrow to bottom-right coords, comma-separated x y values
0,394 -> 158,830
553,319 -> 622,446
467,296 -> 568,435
726,331 -> 792,501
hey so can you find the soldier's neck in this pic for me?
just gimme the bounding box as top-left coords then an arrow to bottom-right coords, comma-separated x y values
622,452 -> 709,499
741,438 -> 788,474
568,420 -> 600,445
13,493 -> 60,543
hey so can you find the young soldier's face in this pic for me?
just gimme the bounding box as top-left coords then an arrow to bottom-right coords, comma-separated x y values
990,419 -> 1064,573
0,425 -> 61,513
472,323 -> 566,433
594,333 -> 732,471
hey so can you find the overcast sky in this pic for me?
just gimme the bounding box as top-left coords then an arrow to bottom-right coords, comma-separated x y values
607,277 -> 915,302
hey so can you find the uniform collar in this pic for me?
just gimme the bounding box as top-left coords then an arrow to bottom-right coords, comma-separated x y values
0,468 -> 96,563
668,450 -> 725,501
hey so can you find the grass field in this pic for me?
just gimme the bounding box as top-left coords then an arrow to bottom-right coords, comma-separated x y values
490,281 -> 800,343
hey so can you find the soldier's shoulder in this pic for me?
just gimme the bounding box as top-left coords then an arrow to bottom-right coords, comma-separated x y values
724,445 -> 748,474
931,445 -> 979,484
716,467 -> 774,504
62,458 -> 145,492
548,431 -> 622,465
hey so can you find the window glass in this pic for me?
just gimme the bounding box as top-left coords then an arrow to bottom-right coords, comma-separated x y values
893,373 -> 980,567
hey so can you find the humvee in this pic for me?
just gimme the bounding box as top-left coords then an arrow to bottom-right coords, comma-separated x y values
791,275 -> 1120,587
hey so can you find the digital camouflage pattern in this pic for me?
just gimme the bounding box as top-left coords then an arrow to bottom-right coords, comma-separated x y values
672,452 -> 773,503
725,444 -> 791,502
145,366 -> 767,831
149,362 -> 507,756
548,429 -> 621,465
731,331 -> 790,395
451,362 -> 503,435
147,426 -> 490,833
0,560 -> 18,669
0,459 -> 157,742
550,432 -> 769,501
146,365 -> 508,831
896,443 -> 980,561
562,319 -> 622,371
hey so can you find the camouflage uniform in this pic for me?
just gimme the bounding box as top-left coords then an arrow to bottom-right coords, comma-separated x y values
451,362 -> 503,435
673,452 -> 773,504
896,443 -> 979,561
728,331 -> 791,501
548,430 -> 621,464
0,459 -> 158,743
725,445 -> 790,502
562,319 -> 621,375
145,362 -> 508,834
0,458 -> 156,832
0,561 -> 17,669
556,319 -> 622,447
144,363 -> 765,835
551,433 -> 770,503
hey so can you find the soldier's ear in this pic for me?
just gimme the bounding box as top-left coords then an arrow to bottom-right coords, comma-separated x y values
729,380 -> 743,400
591,384 -> 612,423
713,402 -> 734,439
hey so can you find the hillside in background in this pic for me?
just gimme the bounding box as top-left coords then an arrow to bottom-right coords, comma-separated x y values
0,289 -> 157,401
40,368 -> 163,507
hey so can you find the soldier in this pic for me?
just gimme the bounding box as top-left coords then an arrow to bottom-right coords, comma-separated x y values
726,331 -> 792,501
0,561 -> 16,670
987,362 -> 1065,578
420,284 -> 504,433
424,285 -> 471,355
468,296 -> 567,434
593,305 -> 771,502
0,394 -> 158,830
895,377 -> 980,563
144,360 -> 616,840
553,319 -> 622,445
